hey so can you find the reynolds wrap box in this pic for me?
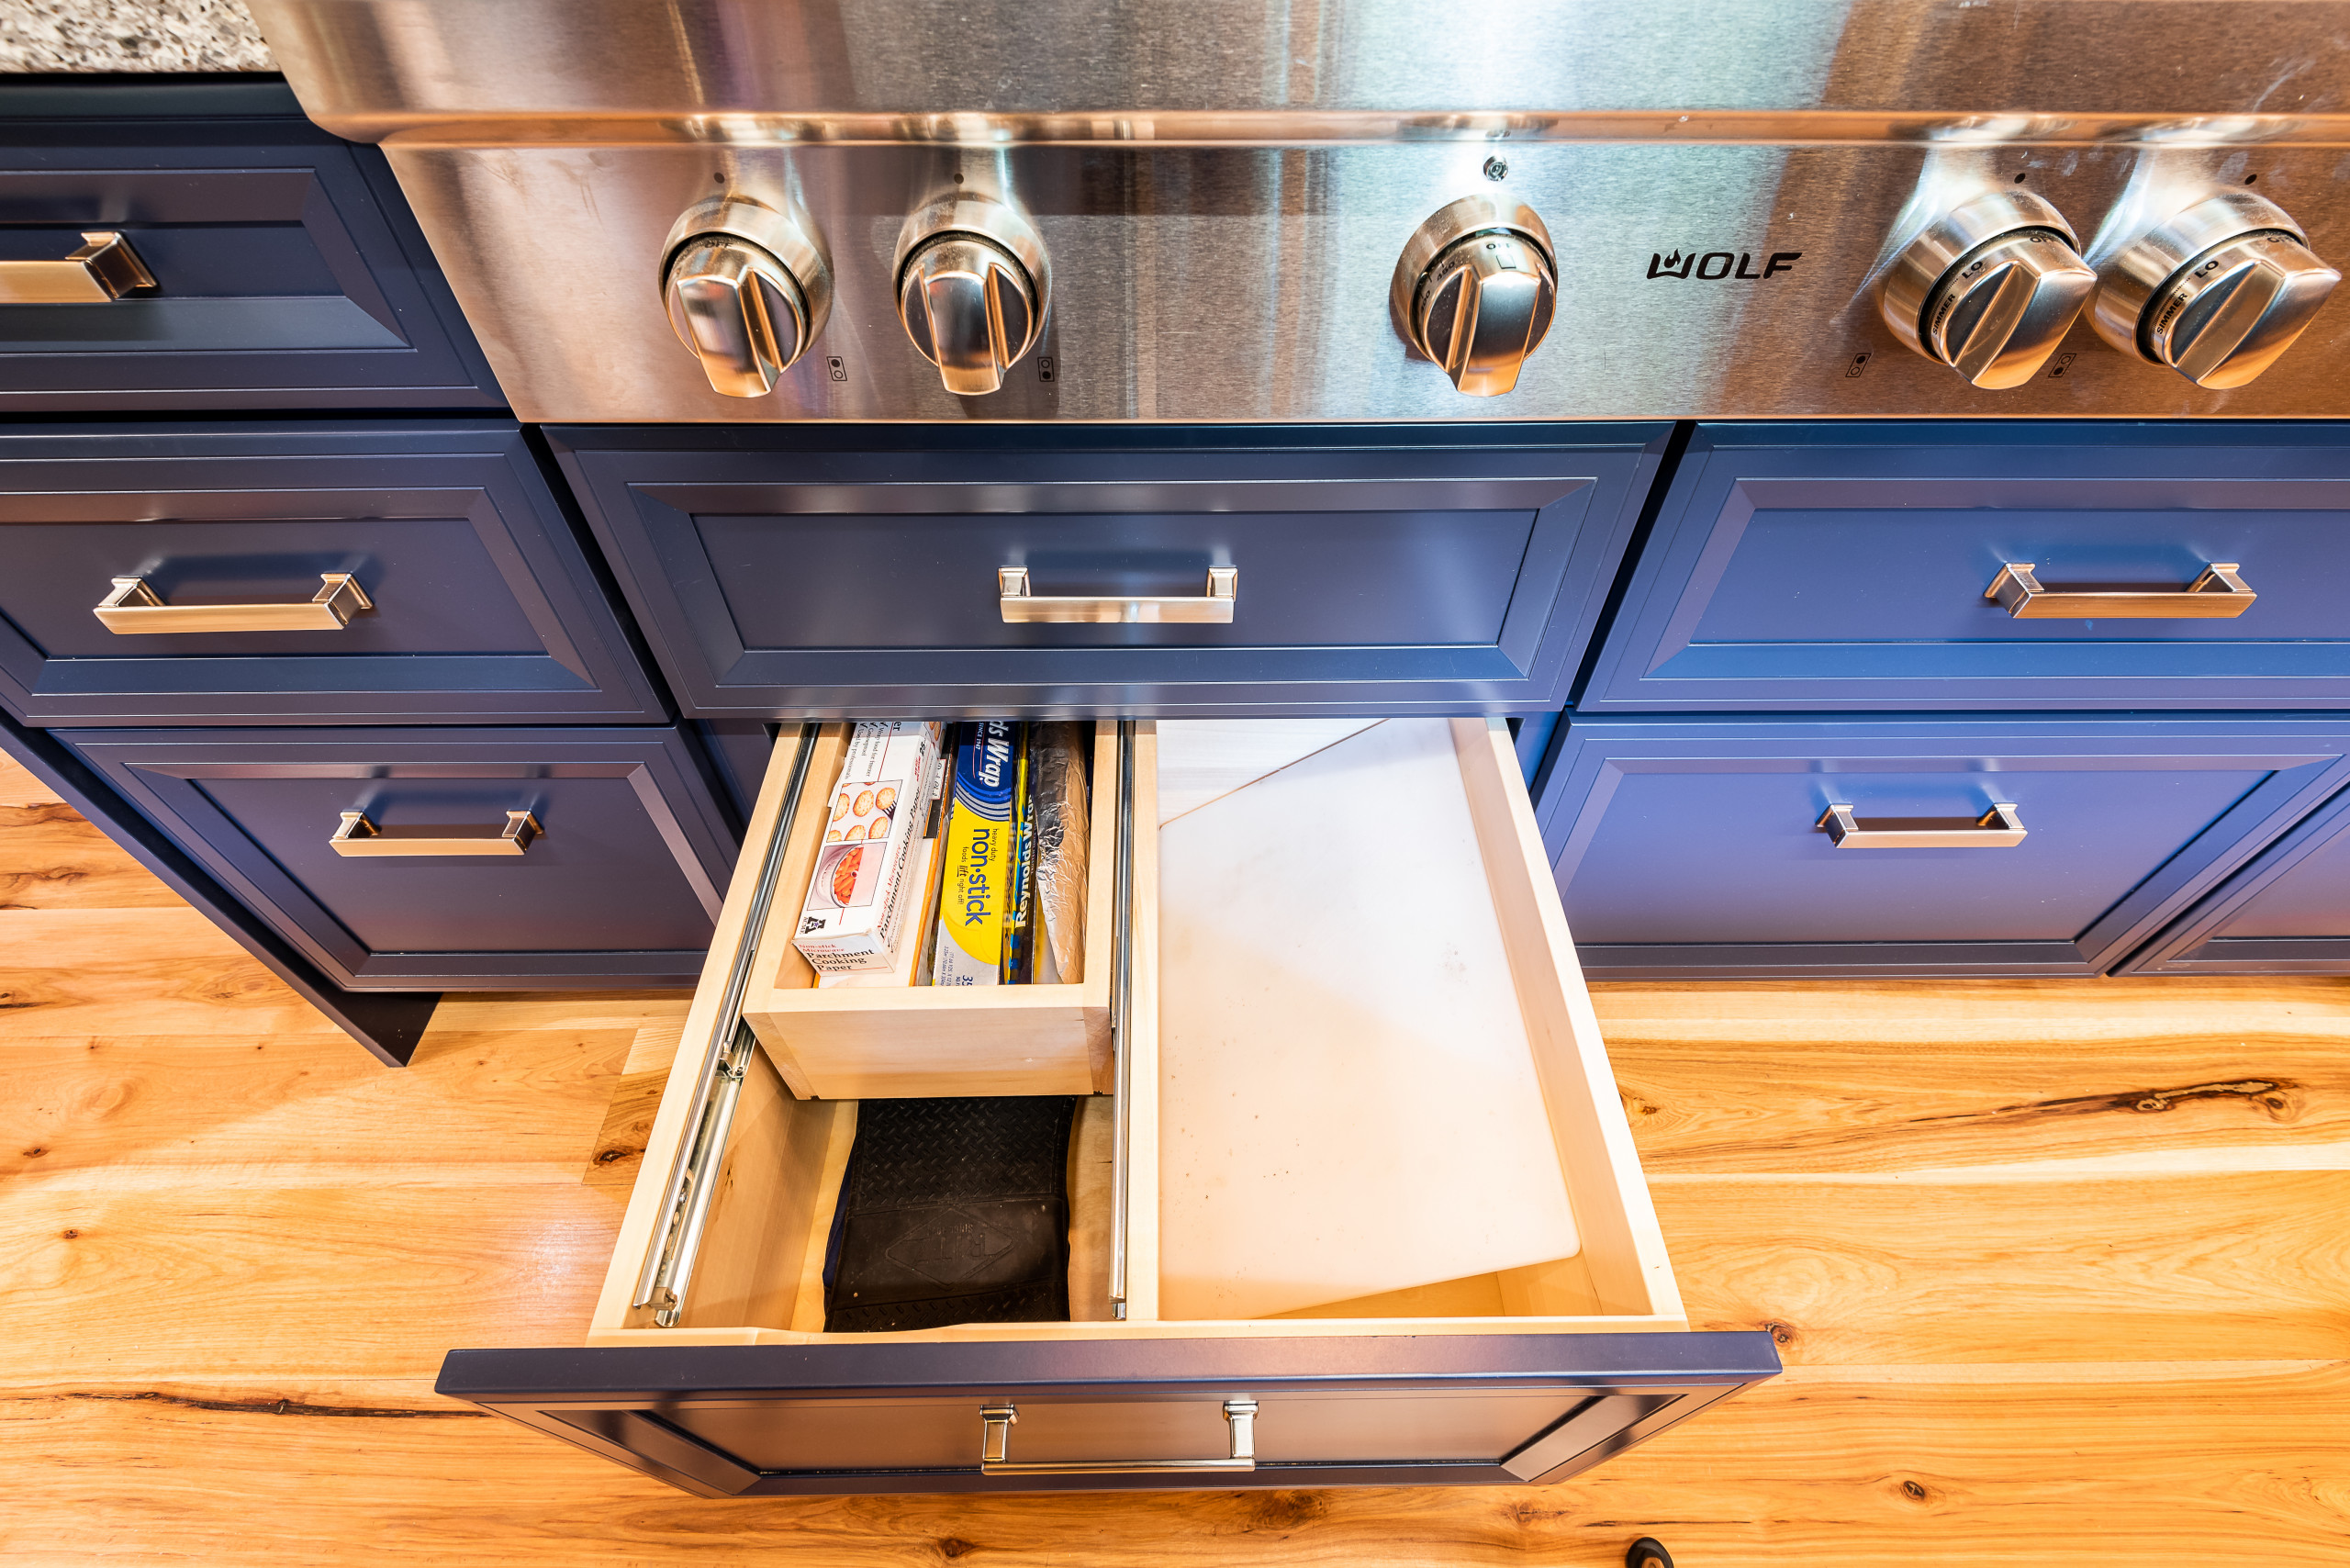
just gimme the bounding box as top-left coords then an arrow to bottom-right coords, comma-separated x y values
933,720 -> 1020,986
792,722 -> 942,975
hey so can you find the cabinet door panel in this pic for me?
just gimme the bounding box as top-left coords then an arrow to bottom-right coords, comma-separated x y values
65,727 -> 736,989
1531,717 -> 2350,977
554,424 -> 1666,717
2121,783 -> 2350,973
0,79 -> 500,410
0,423 -> 666,723
1579,424 -> 2350,711
442,1336 -> 1774,1496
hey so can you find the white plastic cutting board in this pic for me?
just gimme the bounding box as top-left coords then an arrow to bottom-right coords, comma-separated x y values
1156,718 -> 1581,1320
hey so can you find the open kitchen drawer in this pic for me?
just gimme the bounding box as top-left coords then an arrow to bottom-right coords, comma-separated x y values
437,718 -> 1778,1495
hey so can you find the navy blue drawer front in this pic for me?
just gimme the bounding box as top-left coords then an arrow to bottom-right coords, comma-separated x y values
0,422 -> 667,724
0,79 -> 499,411
2121,783 -> 2350,975
1579,423 -> 2350,712
65,727 -> 736,990
553,424 -> 1668,718
438,1334 -> 1778,1497
1530,716 -> 2350,979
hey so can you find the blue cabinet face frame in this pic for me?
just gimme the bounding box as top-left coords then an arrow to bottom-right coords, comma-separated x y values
1578,423 -> 2350,712
0,422 -> 668,724
551,424 -> 1668,718
1530,715 -> 2350,979
0,79 -> 500,411
65,727 -> 738,990
2120,781 -> 2350,974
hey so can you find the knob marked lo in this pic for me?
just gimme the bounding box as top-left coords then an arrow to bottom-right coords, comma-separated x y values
1880,190 -> 2097,388
2093,190 -> 2339,389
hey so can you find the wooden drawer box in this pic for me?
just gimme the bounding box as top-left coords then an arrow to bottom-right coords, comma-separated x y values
436,717 -> 1777,1495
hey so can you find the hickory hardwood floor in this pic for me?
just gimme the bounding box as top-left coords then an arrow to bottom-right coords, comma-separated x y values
3,751 -> 2346,1564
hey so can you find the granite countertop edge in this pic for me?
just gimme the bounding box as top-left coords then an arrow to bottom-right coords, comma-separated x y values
2,1 -> 275,74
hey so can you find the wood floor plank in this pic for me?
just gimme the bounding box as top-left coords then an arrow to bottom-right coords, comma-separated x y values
0,754 -> 61,806
2,1028 -> 635,1184
3,1362 -> 2343,1565
1603,1028 -> 2350,1176
0,906 -> 257,966
1652,1170 -> 2350,1364
0,953 -> 335,1040
0,801 -> 184,909
0,1183 -> 625,1383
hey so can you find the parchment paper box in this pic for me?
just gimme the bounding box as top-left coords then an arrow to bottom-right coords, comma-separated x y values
789,722 -> 941,975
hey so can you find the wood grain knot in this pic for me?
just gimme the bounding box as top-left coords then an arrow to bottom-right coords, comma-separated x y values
1915,1077 -> 2300,1131
935,1539 -> 978,1560
64,1390 -> 480,1420
1243,1490 -> 1328,1530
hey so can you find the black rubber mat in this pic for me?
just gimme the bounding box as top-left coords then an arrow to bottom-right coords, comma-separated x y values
823,1095 -> 1077,1333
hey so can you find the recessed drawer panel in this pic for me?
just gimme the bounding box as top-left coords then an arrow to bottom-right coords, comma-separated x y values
0,79 -> 500,410
434,716 -> 1777,1495
1531,716 -> 2350,978
0,423 -> 666,723
552,425 -> 1667,717
1579,424 -> 2350,711
64,726 -> 737,989
2121,782 -> 2350,974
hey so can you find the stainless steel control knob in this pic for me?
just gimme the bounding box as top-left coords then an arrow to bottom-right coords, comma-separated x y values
1391,196 -> 1557,397
2092,191 -> 2340,389
894,196 -> 1050,397
660,199 -> 831,398
1880,191 -> 2097,389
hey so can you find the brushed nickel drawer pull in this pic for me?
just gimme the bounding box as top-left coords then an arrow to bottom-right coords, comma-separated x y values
1818,801 -> 2026,849
95,573 -> 373,634
330,809 -> 541,857
0,230 -> 157,303
999,565 -> 1237,623
1985,561 -> 2255,619
978,1400 -> 1259,1475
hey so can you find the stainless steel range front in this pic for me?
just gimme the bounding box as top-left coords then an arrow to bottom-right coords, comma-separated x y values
251,0 -> 2350,423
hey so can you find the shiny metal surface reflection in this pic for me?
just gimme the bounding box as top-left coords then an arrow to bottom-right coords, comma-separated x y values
244,0 -> 2350,421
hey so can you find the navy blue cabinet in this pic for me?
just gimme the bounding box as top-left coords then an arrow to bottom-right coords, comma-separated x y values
2120,782 -> 2350,974
1578,424 -> 2350,712
552,424 -> 1668,718
0,79 -> 500,411
1529,716 -> 2350,979
0,421 -> 668,724
66,727 -> 737,990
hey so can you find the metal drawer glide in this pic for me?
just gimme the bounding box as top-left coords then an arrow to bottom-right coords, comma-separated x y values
634,722 -> 820,1327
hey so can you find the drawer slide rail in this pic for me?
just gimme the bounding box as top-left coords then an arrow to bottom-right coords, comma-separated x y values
634,722 -> 820,1327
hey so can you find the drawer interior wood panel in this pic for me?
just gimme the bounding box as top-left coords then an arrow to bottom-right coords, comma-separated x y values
0,81 -> 501,409
2121,782 -> 2350,975
1579,423 -> 2350,711
64,726 -> 738,989
1532,717 -> 2350,979
551,425 -> 1667,717
0,424 -> 666,723
434,715 -> 1776,1495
